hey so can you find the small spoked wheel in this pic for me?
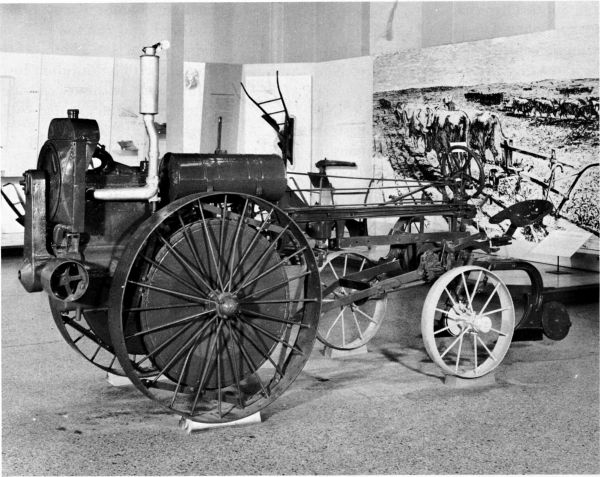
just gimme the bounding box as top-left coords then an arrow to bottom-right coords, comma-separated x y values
317,251 -> 387,350
49,300 -> 152,376
108,192 -> 320,423
421,265 -> 515,378
440,145 -> 485,200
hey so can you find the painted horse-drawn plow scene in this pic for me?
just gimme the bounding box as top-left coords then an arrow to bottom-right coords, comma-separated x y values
373,78 -> 599,240
9,43 -> 584,424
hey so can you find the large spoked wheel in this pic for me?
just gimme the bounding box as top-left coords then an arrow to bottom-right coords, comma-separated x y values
108,192 -> 320,423
421,265 -> 515,378
439,145 -> 485,200
49,300 -> 154,376
317,251 -> 387,350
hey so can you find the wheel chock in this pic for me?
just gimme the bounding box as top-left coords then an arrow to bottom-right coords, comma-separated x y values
323,345 -> 368,358
444,373 -> 496,388
178,412 -> 262,433
106,373 -> 133,387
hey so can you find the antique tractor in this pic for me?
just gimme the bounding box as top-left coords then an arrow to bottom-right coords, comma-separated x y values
17,42 -> 569,424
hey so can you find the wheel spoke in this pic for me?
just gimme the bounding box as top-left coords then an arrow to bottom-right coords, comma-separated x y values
233,245 -> 307,296
197,199 -> 226,291
219,195 -> 228,276
135,319 -> 201,367
232,323 -> 286,378
461,272 -> 472,308
225,198 -> 249,291
478,306 -> 511,318
148,317 -> 217,383
228,207 -> 275,288
223,321 -> 245,408
328,262 -> 340,281
238,316 -> 304,356
90,344 -> 102,362
359,258 -> 367,272
128,280 -> 215,305
228,323 -> 270,398
216,321 -> 223,417
63,316 -> 112,351
231,224 -> 291,293
341,309 -> 346,346
476,335 -> 497,361
125,302 -> 207,313
351,310 -> 364,340
454,332 -> 464,373
353,306 -> 378,324
169,331 -> 199,407
177,212 -> 214,292
240,271 -> 310,301
240,298 -> 318,304
443,286 -> 460,309
473,333 -> 478,374
240,307 -> 309,328
489,326 -> 508,337
140,253 -> 204,295
434,322 -> 457,336
155,231 -> 217,295
439,327 -> 469,359
191,321 -> 223,414
325,309 -> 344,339
476,283 -> 500,316
470,271 -> 484,308
126,307 -> 216,339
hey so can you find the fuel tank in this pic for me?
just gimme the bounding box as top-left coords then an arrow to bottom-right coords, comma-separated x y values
161,153 -> 287,202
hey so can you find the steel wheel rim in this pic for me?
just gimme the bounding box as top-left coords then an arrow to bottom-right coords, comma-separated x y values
441,145 -> 485,200
108,192 -> 320,423
317,251 -> 387,350
49,299 -> 153,376
421,265 -> 515,378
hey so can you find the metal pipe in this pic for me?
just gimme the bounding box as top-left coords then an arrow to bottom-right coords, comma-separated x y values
94,115 -> 160,201
94,41 -> 168,202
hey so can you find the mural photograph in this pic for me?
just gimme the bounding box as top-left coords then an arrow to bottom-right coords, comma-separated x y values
373,77 -> 599,243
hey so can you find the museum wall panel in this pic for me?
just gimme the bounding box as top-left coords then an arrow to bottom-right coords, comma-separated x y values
373,22 -> 599,267
0,3 -> 171,59
200,64 -> 243,154
241,63 -> 315,192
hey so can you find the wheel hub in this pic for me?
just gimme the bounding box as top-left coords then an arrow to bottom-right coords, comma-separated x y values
216,293 -> 240,319
447,305 -> 492,335
472,315 -> 492,333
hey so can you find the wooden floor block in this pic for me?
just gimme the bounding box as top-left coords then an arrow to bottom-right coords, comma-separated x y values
323,345 -> 368,359
179,412 -> 262,433
444,373 -> 496,388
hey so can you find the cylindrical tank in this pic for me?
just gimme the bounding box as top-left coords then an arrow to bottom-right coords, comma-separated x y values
161,153 -> 287,202
140,52 -> 159,114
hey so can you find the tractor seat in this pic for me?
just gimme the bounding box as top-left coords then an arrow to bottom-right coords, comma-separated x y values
490,199 -> 553,237
315,159 -> 357,171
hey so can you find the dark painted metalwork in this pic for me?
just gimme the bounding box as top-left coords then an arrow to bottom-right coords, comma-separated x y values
161,153 -> 286,202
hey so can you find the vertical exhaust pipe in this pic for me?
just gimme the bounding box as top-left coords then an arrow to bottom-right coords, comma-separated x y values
94,41 -> 170,201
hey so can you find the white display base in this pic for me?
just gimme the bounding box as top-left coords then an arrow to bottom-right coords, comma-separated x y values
106,373 -> 133,387
179,412 -> 262,433
106,373 -> 171,387
323,345 -> 368,359
444,373 -> 496,388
